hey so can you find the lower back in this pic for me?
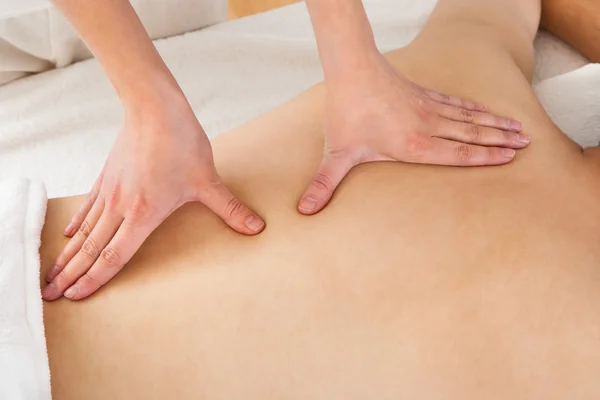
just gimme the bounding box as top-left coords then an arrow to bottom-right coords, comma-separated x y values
42,154 -> 600,399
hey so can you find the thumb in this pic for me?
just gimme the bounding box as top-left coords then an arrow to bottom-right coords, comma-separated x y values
198,181 -> 265,235
298,153 -> 356,215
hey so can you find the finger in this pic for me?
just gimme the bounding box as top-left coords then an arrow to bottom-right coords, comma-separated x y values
198,181 -> 265,235
416,137 -> 517,166
43,211 -> 122,301
435,104 -> 523,132
420,87 -> 486,111
45,200 -> 105,284
63,173 -> 103,237
63,192 -> 98,237
64,218 -> 154,300
434,119 -> 530,148
298,154 -> 357,215
61,212 -> 123,300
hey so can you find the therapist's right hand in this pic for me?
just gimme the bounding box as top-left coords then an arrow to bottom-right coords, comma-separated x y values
42,93 -> 265,301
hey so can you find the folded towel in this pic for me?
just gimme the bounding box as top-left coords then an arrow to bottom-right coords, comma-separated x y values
0,179 -> 51,400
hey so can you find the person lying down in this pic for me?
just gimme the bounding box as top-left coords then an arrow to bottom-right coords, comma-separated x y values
4,0 -> 600,398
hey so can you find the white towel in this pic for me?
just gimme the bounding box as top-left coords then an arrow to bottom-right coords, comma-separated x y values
0,179 -> 51,400
0,0 -> 598,200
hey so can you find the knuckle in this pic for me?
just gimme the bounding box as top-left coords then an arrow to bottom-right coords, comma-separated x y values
503,130 -> 514,142
311,173 -> 334,193
415,99 -> 433,118
72,210 -> 83,223
70,214 -> 82,228
79,220 -> 92,237
411,92 -> 432,111
415,96 -> 428,108
128,195 -> 151,222
468,124 -> 483,142
101,246 -> 120,267
224,197 -> 246,217
80,272 -> 99,288
81,237 -> 100,258
54,255 -> 67,268
105,187 -> 121,210
461,109 -> 474,123
92,177 -> 103,194
324,147 -> 349,159
57,268 -> 70,285
84,193 -> 95,207
404,134 -> 431,158
196,178 -> 222,199
417,107 -> 434,122
454,144 -> 473,162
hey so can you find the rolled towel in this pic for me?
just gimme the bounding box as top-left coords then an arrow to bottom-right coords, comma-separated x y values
0,178 -> 51,399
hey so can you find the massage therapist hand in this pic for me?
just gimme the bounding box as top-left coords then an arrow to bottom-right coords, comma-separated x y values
299,0 -> 529,215
42,96 -> 265,301
43,0 -> 264,301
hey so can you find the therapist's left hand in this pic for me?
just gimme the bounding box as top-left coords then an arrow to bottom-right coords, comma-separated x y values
297,53 -> 529,215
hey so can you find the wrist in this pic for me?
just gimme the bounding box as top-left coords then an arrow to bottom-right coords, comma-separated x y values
121,73 -> 189,112
118,65 -> 184,104
323,47 -> 386,88
121,80 -> 194,135
307,0 -> 380,82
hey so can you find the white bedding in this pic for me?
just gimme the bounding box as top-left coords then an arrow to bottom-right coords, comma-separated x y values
1,0 -> 599,199
0,0 -> 49,18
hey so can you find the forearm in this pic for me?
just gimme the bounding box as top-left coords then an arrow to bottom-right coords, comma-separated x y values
52,0 -> 183,105
305,0 -> 380,83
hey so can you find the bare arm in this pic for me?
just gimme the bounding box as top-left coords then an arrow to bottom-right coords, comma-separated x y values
51,0 -> 182,104
304,0 -> 379,84
298,0 -> 527,215
43,0 -> 265,302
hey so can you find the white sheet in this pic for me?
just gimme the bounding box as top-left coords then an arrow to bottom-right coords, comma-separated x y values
0,178 -> 50,400
0,0 -> 598,198
0,0 -> 49,19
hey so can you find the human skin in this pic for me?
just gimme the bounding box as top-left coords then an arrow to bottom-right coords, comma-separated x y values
42,0 -> 266,302
40,0 -> 600,398
541,0 -> 600,62
45,0 -> 524,301
300,0 -> 526,214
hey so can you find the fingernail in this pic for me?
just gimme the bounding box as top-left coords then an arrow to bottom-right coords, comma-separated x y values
516,134 -> 530,144
245,215 -> 265,232
475,104 -> 486,111
502,148 -> 516,159
64,285 -> 78,300
42,282 -> 57,300
46,264 -> 61,282
298,196 -> 317,213
64,223 -> 74,236
510,120 -> 523,132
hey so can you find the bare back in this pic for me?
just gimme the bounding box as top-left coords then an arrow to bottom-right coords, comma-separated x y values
40,0 -> 600,398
